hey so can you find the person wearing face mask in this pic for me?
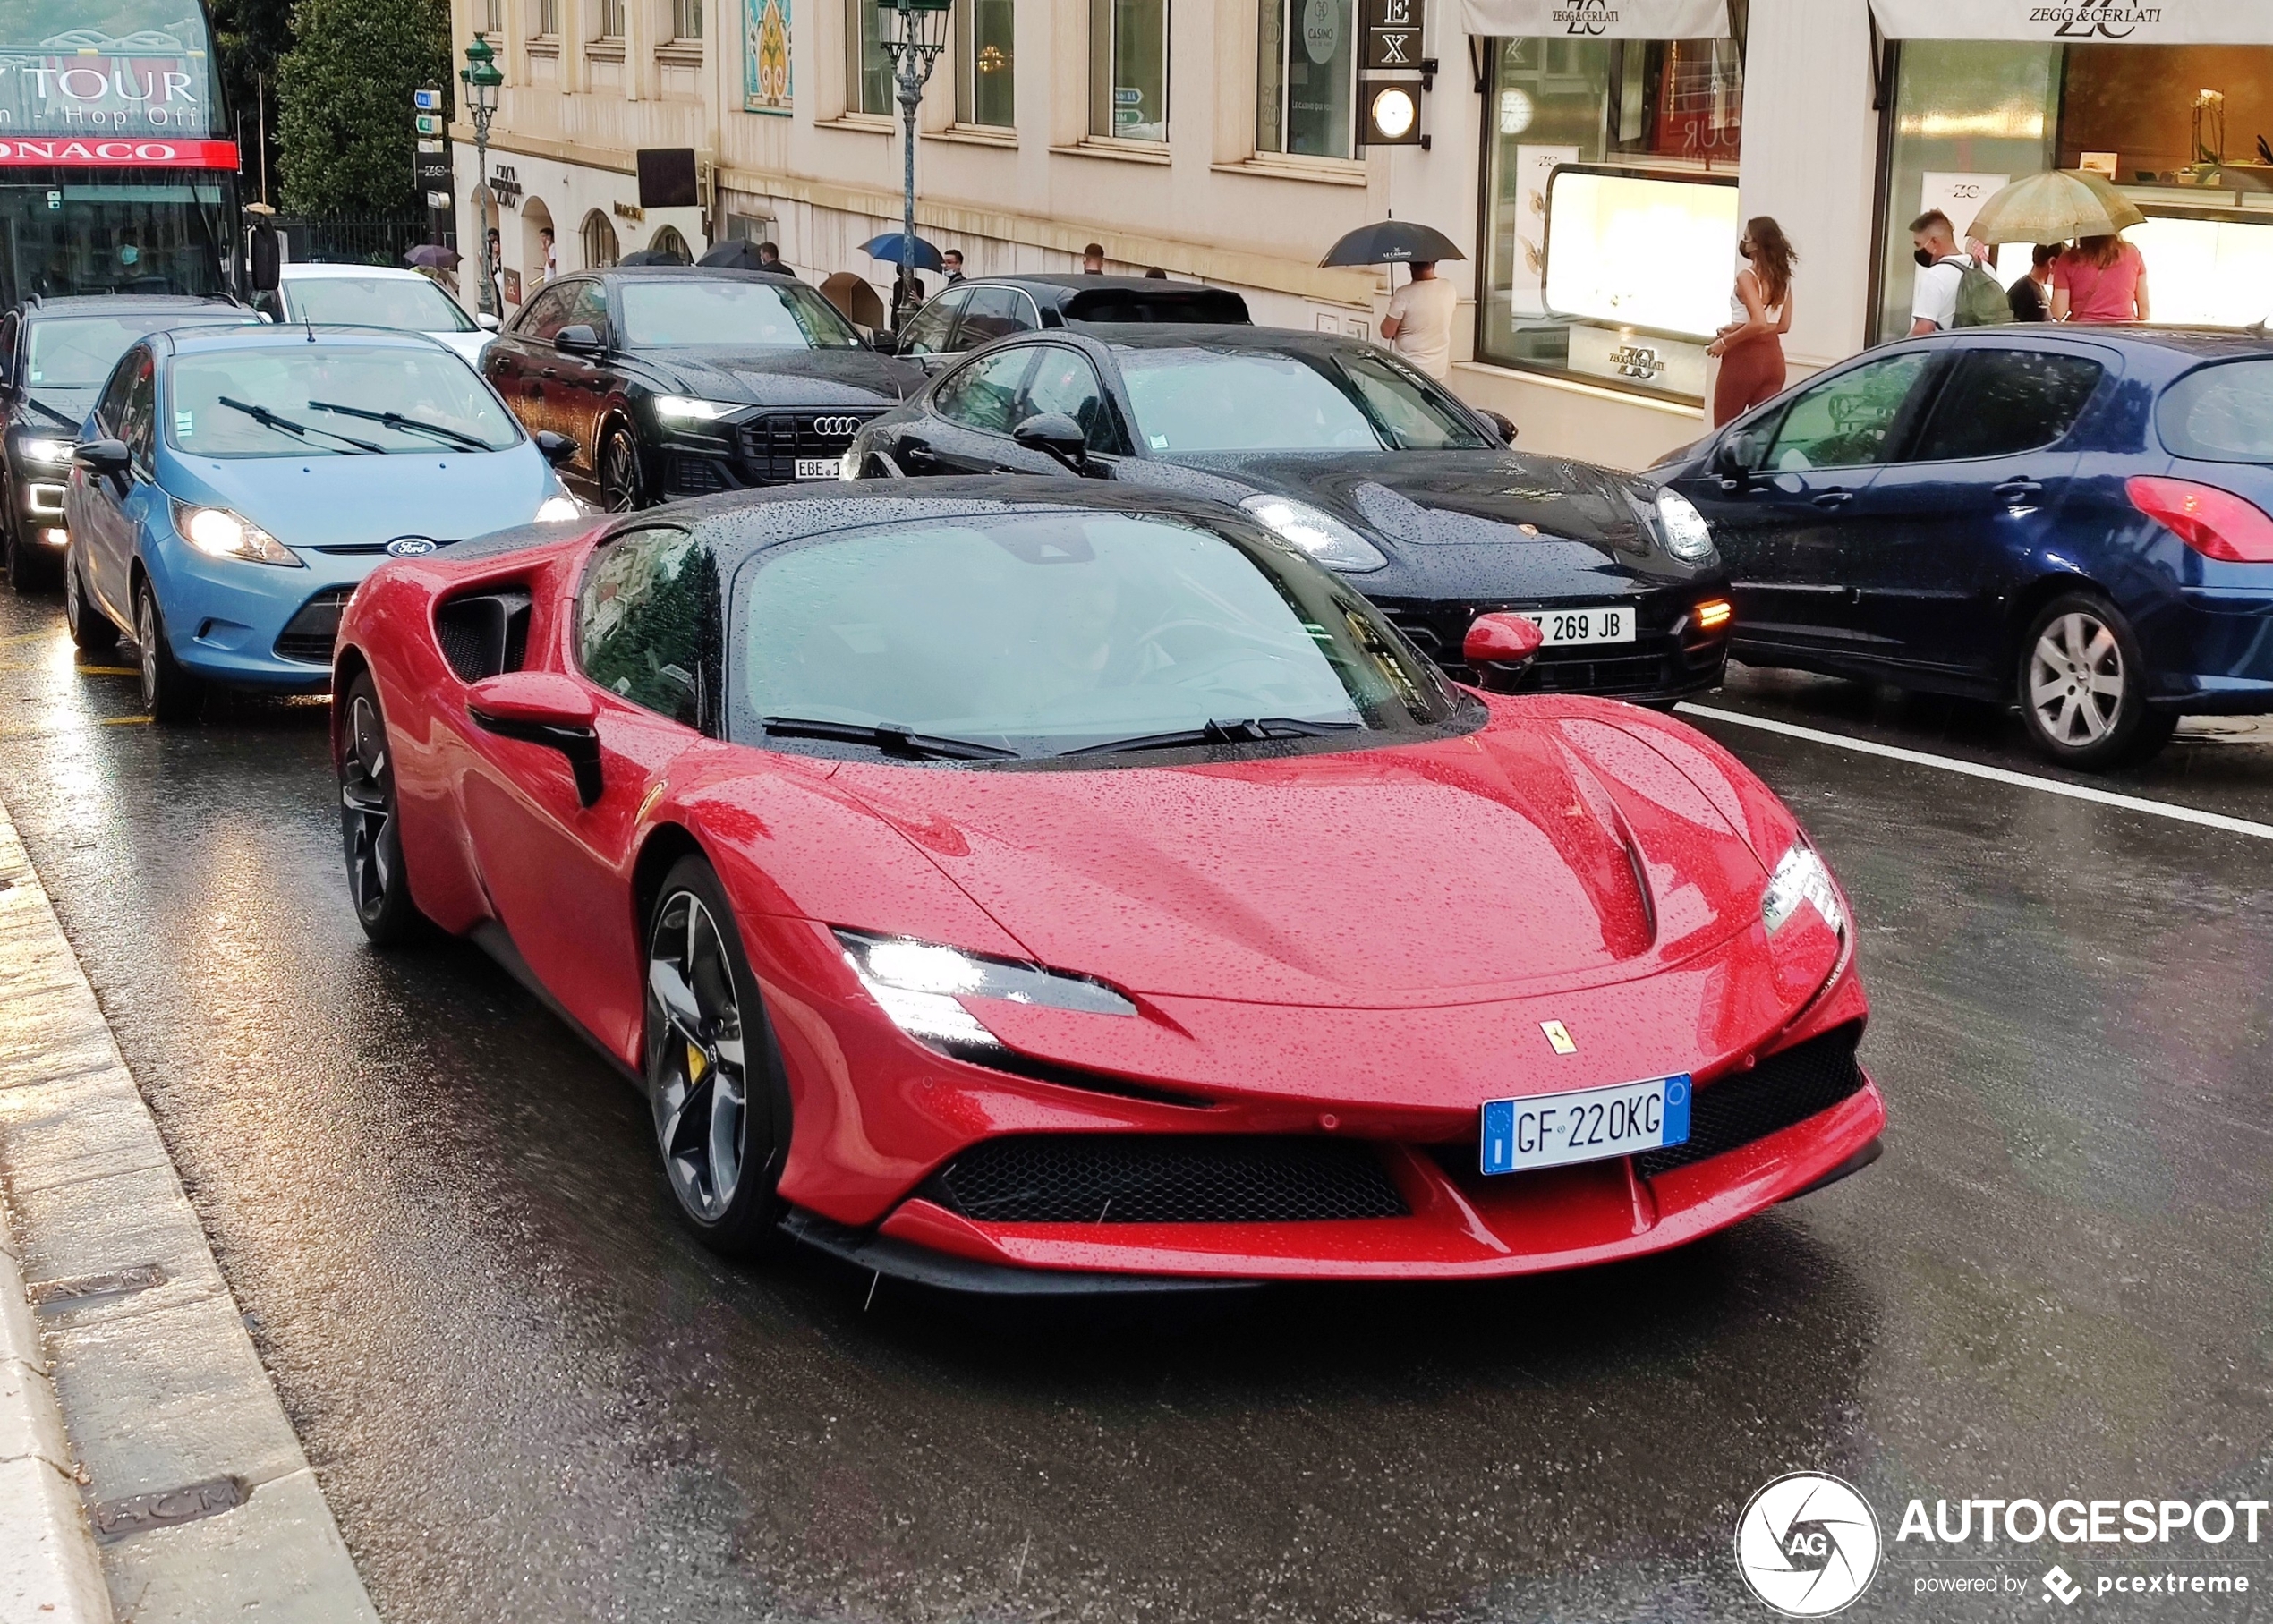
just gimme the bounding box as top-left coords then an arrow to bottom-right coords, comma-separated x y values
1706,217 -> 1796,427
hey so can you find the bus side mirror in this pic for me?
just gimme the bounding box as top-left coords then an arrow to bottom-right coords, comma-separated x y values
249,225 -> 281,295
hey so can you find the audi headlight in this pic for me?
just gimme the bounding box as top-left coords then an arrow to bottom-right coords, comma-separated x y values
15,436 -> 71,466
1238,495 -> 1389,573
533,494 -> 584,523
652,395 -> 740,422
170,500 -> 302,567
1654,489 -> 1717,564
1761,839 -> 1845,940
836,929 -> 1135,1053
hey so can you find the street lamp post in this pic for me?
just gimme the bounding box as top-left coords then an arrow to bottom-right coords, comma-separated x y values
461,33 -> 504,317
874,0 -> 951,329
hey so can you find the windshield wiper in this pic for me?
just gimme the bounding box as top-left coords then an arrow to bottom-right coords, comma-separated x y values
308,398 -> 493,453
217,395 -> 382,454
1060,717 -> 1363,757
761,715 -> 1020,761
20,395 -> 79,431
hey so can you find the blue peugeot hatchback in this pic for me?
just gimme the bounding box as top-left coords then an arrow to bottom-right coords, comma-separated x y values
61,326 -> 582,721
1657,327 -> 2273,769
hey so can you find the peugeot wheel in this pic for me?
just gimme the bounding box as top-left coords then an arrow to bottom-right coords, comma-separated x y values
337,674 -> 428,946
643,855 -> 789,1255
135,581 -> 204,724
64,548 -> 115,653
2017,592 -> 2174,770
599,425 -> 646,513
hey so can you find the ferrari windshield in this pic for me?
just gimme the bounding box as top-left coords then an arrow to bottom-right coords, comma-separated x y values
734,510 -> 1469,761
1119,346 -> 1494,455
167,344 -> 523,456
618,278 -> 862,349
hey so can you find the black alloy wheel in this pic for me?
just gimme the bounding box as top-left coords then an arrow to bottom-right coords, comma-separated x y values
599,423 -> 646,513
2016,591 -> 2175,770
64,547 -> 115,653
337,674 -> 427,946
134,580 -> 203,724
643,855 -> 788,1254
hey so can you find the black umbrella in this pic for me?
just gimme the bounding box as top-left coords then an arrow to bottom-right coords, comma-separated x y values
1318,220 -> 1464,268
698,239 -> 767,271
617,247 -> 687,266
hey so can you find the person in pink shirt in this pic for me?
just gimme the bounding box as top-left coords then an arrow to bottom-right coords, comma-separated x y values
2052,234 -> 2150,323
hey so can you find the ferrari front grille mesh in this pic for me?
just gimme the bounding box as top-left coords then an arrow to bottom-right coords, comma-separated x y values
1633,1025 -> 1868,1178
932,1135 -> 1409,1224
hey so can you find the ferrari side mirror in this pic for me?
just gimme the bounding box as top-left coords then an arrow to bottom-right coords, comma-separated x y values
466,671 -> 603,806
1462,612 -> 1544,692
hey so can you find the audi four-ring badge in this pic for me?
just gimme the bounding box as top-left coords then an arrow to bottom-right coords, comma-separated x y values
480,264 -> 926,514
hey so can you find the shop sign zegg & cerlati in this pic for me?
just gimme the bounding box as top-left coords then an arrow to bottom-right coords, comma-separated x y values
0,55 -> 211,137
1867,0 -> 2273,45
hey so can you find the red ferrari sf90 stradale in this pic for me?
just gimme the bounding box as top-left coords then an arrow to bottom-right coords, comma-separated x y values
331,480 -> 1882,1292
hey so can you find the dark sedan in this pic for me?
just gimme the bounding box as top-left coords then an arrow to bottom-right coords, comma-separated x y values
1656,327 -> 2273,769
847,327 -> 1732,702
0,294 -> 259,589
890,275 -> 1249,373
483,266 -> 924,511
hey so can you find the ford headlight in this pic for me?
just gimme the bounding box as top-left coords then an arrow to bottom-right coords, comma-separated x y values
836,929 -> 1135,1054
533,494 -> 584,523
170,500 -> 302,567
652,395 -> 740,422
1761,839 -> 1845,940
1238,495 -> 1389,573
1654,489 -> 1716,564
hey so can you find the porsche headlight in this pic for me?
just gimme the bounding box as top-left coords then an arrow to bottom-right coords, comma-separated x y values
170,501 -> 302,567
1654,489 -> 1717,564
835,929 -> 1135,1052
533,494 -> 584,523
1762,839 -> 1845,940
652,395 -> 740,422
1238,495 -> 1389,574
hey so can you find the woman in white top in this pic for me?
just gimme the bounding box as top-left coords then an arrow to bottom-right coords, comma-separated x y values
1707,217 -> 1797,428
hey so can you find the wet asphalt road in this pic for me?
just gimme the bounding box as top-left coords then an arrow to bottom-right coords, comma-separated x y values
2,587 -> 2271,1623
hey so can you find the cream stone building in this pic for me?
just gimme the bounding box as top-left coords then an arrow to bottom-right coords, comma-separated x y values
448,0 -> 2273,470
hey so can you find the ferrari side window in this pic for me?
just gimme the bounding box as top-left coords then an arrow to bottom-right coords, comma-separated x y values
578,526 -> 719,732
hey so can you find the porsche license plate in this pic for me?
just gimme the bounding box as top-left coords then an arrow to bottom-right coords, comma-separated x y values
1537,607 -> 1634,646
1480,1075 -> 1690,1175
794,457 -> 839,480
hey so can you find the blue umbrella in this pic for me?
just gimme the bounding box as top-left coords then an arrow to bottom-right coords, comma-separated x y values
860,232 -> 944,273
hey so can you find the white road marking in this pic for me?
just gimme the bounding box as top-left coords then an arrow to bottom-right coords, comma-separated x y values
1676,702 -> 2273,843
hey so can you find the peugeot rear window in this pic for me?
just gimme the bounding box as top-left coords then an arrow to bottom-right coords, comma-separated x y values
2159,360 -> 2273,463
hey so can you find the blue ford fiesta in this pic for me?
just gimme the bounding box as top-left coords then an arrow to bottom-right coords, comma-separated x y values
60,326 -> 583,721
1656,327 -> 2273,769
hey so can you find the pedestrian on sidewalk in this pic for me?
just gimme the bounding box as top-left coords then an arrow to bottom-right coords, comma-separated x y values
942,249 -> 966,285
1379,260 -> 1458,380
757,241 -> 797,277
1707,215 -> 1796,426
534,225 -> 557,288
1907,211 -> 2010,333
2052,234 -> 2150,323
2007,242 -> 2060,322
1081,242 -> 1106,274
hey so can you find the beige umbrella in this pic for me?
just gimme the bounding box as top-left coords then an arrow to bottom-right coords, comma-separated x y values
1964,169 -> 2147,245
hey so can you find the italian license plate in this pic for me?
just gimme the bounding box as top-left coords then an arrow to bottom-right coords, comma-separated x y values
1537,606 -> 1635,646
794,457 -> 839,480
1479,1074 -> 1690,1175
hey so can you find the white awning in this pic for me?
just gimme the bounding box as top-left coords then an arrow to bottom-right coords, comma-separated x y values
1869,0 -> 2273,45
1459,0 -> 1730,40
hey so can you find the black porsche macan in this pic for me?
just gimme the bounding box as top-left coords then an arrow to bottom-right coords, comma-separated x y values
846,326 -> 1732,701
483,266 -> 926,512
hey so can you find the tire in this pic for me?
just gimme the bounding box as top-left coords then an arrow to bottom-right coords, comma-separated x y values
63,547 -> 116,653
134,579 -> 204,724
2016,591 -> 2175,770
598,423 -> 646,513
643,855 -> 791,1255
337,673 -> 429,947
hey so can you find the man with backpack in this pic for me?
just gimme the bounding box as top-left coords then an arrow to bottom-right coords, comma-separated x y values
1908,209 -> 2013,334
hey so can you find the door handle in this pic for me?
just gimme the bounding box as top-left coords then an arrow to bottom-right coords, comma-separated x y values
1810,489 -> 1854,509
898,438 -> 938,470
1995,478 -> 2042,502
540,366 -> 559,379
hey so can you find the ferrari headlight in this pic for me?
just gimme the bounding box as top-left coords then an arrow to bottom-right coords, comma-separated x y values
652,395 -> 740,422
170,500 -> 302,567
533,494 -> 583,523
1762,839 -> 1845,940
1238,495 -> 1389,574
836,929 -> 1135,1051
1654,489 -> 1716,564
16,436 -> 71,466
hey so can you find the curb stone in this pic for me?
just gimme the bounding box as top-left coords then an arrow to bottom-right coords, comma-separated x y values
0,790 -> 379,1623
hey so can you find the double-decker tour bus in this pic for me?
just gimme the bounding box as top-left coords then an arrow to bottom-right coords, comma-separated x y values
0,0 -> 238,308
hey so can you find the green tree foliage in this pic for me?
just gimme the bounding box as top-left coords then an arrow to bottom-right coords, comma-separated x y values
209,0 -> 295,200
277,0 -> 447,216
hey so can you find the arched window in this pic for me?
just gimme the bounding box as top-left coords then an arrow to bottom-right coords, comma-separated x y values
581,209 -> 619,269
650,225 -> 692,262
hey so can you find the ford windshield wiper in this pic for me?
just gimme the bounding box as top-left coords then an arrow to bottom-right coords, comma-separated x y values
760,715 -> 1020,761
1060,717 -> 1362,756
217,395 -> 382,454
308,398 -> 493,453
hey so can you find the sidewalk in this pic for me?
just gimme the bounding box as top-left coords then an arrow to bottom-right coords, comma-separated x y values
0,790 -> 378,1623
